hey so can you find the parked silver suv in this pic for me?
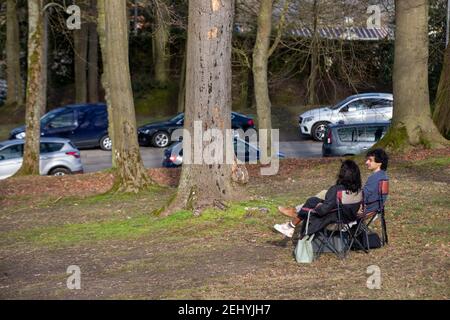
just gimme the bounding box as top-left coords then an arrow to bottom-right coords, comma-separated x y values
299,93 -> 393,141
0,138 -> 84,180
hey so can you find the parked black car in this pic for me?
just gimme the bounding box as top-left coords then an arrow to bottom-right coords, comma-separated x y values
322,121 -> 390,157
10,104 -> 111,151
138,112 -> 256,148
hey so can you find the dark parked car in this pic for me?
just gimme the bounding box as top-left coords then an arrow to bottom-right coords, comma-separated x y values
322,121 -> 390,157
10,104 -> 111,151
163,137 -> 285,168
138,112 -> 256,148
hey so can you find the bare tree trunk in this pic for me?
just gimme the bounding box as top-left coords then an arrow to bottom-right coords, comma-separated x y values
6,0 -> 24,107
74,1 -> 88,103
97,0 -> 116,167
154,0 -> 170,88
162,0 -> 246,216
177,42 -> 186,113
41,8 -> 48,115
433,44 -> 450,138
307,0 -> 319,106
16,0 -> 45,176
377,0 -> 448,151
88,0 -> 99,103
253,0 -> 273,155
104,0 -> 152,193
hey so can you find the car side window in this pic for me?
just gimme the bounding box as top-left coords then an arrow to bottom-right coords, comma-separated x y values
48,111 -> 75,129
40,143 -> 64,154
366,99 -> 393,109
357,126 -> 387,142
93,110 -> 108,128
345,100 -> 369,112
0,144 -> 24,160
337,127 -> 357,142
78,110 -> 91,129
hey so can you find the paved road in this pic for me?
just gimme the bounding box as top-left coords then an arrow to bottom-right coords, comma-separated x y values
81,140 -> 323,173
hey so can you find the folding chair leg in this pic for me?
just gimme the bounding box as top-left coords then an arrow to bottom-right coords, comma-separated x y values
381,214 -> 388,245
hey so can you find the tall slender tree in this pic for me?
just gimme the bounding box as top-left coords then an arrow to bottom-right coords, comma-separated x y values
252,0 -> 273,156
433,43 -> 450,138
377,0 -> 447,151
162,0 -> 246,215
16,0 -> 45,176
154,0 -> 170,88
6,0 -> 24,107
74,0 -> 88,103
104,0 -> 152,193
88,0 -> 99,103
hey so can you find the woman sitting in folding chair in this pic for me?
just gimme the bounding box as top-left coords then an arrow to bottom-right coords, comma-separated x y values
274,160 -> 362,238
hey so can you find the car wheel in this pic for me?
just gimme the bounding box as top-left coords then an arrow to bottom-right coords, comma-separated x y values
152,131 -> 170,148
312,122 -> 329,142
100,135 -> 112,151
50,167 -> 71,176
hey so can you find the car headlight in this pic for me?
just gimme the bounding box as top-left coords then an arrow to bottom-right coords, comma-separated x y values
303,117 -> 314,123
15,132 -> 26,139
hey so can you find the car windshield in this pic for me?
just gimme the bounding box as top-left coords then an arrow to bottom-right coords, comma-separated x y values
329,96 -> 361,110
40,108 -> 65,125
169,113 -> 184,123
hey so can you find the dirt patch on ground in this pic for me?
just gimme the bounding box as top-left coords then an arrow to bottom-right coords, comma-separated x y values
0,147 -> 449,299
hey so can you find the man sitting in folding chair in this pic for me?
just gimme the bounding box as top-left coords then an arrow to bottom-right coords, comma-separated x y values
349,149 -> 390,252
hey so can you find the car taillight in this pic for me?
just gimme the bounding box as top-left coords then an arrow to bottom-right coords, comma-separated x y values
248,119 -> 254,126
66,151 -> 80,159
327,130 -> 332,144
169,156 -> 177,162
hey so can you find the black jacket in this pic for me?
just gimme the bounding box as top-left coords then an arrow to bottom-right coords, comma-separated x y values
301,184 -> 361,236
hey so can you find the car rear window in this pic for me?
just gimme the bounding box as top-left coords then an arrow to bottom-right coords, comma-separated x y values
337,127 -> 357,142
357,126 -> 388,142
40,142 -> 64,154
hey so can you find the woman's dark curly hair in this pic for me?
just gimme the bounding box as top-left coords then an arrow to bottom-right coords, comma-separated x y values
336,160 -> 362,192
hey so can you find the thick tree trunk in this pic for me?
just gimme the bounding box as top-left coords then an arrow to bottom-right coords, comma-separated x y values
377,0 -> 447,151
253,0 -> 273,156
16,0 -> 45,176
433,44 -> 450,138
88,0 -> 99,103
6,0 -> 24,107
104,0 -> 152,193
74,1 -> 88,103
154,0 -> 170,88
162,0 -> 246,216
97,0 -> 116,167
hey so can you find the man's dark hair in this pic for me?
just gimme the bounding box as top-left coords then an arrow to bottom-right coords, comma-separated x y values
336,160 -> 362,192
366,148 -> 389,171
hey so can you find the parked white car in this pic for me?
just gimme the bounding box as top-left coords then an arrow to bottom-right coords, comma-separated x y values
0,138 -> 84,180
299,93 -> 393,141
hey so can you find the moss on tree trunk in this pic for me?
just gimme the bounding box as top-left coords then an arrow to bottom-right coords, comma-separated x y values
15,0 -> 45,177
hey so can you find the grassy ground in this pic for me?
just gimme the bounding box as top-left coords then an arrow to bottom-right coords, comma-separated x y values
0,149 -> 449,299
